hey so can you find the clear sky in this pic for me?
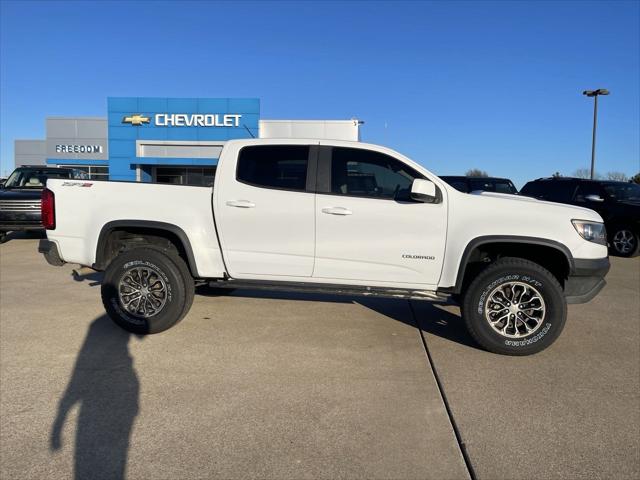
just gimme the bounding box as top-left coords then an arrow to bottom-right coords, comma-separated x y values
1,0 -> 638,186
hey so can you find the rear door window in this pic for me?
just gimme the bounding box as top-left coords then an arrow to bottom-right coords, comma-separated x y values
237,145 -> 310,192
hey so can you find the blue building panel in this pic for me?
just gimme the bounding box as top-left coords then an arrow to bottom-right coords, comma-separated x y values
107,97 -> 139,113
106,97 -> 260,181
167,98 -> 199,113
46,159 -> 109,166
167,128 -> 199,140
197,98 -> 229,113
135,157 -> 218,166
228,98 -> 261,113
196,128 -> 235,141
108,126 -> 138,140
136,128 -> 168,141
139,97 -> 168,112
109,139 -> 136,157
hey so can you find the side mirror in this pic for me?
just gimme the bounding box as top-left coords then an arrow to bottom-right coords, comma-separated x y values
411,179 -> 439,203
585,194 -> 604,203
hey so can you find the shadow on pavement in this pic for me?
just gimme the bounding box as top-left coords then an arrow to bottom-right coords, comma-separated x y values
50,316 -> 142,480
47,289 -> 478,480
206,287 -> 480,350
71,270 -> 103,286
409,302 -> 478,349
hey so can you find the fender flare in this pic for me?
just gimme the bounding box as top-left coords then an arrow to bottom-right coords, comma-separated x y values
94,220 -> 200,277
451,235 -> 575,293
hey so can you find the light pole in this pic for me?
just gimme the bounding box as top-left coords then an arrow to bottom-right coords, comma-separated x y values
582,88 -> 610,180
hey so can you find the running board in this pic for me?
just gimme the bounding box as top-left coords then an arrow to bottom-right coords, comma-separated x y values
208,279 -> 449,302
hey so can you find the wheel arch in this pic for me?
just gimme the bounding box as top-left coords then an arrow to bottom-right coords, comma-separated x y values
93,220 -> 200,277
451,235 -> 575,294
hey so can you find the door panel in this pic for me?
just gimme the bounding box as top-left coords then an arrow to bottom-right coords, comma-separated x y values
314,194 -> 446,285
215,144 -> 316,278
314,146 -> 447,286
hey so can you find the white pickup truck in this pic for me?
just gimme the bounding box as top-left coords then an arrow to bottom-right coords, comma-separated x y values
39,139 -> 610,355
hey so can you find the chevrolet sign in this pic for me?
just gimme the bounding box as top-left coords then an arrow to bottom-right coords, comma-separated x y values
155,114 -> 242,127
122,113 -> 242,127
122,114 -> 150,125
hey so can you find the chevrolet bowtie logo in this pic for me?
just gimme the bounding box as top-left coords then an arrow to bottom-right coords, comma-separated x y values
122,114 -> 150,126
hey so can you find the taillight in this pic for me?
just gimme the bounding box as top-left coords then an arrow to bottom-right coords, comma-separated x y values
41,188 -> 55,230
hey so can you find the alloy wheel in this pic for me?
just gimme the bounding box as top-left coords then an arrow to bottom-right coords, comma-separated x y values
118,266 -> 168,318
484,281 -> 546,338
613,229 -> 636,255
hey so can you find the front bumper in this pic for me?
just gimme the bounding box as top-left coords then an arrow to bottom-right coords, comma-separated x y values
38,239 -> 66,267
564,257 -> 610,304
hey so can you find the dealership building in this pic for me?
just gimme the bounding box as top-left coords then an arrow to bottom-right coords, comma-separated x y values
14,97 -> 362,186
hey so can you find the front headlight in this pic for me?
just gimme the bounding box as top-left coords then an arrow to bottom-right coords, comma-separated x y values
572,220 -> 607,245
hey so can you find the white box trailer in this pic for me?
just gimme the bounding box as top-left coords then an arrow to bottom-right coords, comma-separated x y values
259,119 -> 362,141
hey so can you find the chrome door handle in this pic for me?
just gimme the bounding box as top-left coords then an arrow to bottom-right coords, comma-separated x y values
322,207 -> 352,215
226,200 -> 255,208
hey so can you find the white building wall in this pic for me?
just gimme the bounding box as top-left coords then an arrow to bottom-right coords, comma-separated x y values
14,140 -> 46,167
259,120 -> 361,141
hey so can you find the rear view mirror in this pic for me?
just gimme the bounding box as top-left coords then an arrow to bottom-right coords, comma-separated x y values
411,179 -> 439,203
585,194 -> 604,203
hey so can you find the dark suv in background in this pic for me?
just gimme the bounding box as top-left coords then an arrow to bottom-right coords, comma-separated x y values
521,178 -> 640,257
0,166 -> 88,243
440,176 -> 518,194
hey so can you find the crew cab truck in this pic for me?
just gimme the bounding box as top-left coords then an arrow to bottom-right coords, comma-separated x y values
39,139 -> 610,355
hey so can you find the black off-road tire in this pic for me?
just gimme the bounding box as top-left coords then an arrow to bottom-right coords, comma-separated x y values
101,247 -> 195,334
0,232 -> 6,244
461,257 -> 567,356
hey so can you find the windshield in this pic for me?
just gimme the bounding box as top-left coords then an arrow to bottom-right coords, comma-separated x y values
469,179 -> 518,194
494,181 -> 518,194
4,168 -> 72,188
603,183 -> 640,201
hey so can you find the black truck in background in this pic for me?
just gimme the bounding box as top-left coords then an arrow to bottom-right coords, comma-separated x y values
440,176 -> 519,195
521,177 -> 640,257
0,166 -> 88,243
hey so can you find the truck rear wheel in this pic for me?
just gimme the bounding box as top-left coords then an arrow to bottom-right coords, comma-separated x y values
101,247 -> 195,334
461,257 -> 566,356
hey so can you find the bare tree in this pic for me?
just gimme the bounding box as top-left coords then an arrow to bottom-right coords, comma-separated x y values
606,171 -> 628,182
465,169 -> 489,177
573,168 -> 602,180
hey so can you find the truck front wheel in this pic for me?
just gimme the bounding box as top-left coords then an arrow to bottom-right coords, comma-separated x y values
101,247 -> 195,334
461,257 -> 567,356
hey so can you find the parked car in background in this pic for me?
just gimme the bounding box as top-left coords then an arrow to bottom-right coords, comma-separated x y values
441,176 -> 518,194
521,177 -> 640,257
0,166 -> 88,243
39,139 -> 610,356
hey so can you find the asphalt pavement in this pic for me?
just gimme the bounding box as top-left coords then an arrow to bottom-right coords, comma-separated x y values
0,232 -> 638,479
